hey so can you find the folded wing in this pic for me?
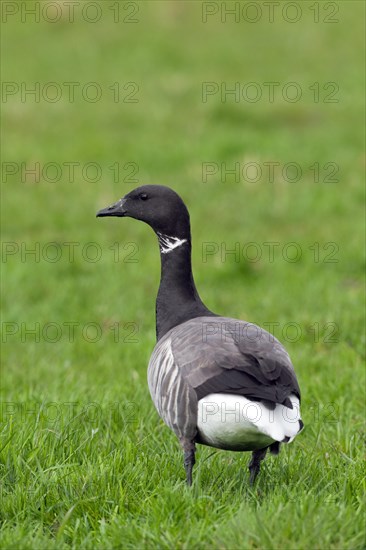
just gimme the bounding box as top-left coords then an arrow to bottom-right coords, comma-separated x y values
170,316 -> 301,409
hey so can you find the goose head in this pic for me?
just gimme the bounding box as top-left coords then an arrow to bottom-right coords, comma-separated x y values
97,185 -> 191,241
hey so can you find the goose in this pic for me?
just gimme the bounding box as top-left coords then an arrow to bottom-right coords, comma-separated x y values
97,185 -> 303,485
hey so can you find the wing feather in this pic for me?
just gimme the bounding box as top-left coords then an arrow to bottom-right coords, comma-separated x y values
170,316 -> 301,408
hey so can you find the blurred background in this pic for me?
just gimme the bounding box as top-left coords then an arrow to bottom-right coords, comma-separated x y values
2,0 -> 364,379
1,1 -> 365,548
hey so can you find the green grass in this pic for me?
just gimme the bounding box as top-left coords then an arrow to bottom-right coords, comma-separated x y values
1,1 -> 365,548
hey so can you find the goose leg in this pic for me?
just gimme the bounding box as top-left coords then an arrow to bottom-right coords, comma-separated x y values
180,437 -> 196,486
248,447 -> 268,485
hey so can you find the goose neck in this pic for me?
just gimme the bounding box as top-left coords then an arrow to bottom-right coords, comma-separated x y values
155,238 -> 212,340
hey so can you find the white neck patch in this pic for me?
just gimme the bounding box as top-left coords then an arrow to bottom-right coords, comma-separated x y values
157,232 -> 187,254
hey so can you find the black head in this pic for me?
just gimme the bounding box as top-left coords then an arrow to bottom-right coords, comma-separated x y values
97,185 -> 191,239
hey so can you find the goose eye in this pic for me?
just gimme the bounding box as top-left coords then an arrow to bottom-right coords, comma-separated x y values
140,193 -> 148,201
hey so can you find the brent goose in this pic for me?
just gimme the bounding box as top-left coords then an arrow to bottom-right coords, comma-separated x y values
97,185 -> 303,485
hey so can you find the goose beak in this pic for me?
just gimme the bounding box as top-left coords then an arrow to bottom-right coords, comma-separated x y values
96,198 -> 127,217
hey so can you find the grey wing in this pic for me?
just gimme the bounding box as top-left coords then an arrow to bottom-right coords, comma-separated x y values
170,316 -> 301,409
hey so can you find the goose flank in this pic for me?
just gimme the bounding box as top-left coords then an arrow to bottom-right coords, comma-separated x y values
97,185 -> 304,485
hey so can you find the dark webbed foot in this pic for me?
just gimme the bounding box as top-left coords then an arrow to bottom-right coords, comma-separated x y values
180,437 -> 196,486
248,447 -> 268,485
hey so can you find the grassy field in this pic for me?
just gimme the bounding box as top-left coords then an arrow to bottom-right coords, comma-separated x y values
1,1 -> 365,549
